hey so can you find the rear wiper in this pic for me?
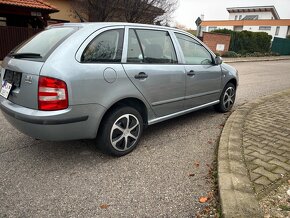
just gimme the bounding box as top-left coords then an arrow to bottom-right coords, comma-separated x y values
10,53 -> 42,59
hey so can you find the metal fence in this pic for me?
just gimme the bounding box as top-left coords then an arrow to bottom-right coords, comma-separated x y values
271,37 -> 290,55
0,26 -> 41,60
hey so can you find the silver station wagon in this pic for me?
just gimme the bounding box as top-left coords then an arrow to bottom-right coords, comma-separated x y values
0,23 -> 238,156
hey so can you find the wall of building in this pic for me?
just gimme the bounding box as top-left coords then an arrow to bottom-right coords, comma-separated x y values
204,25 -> 288,39
204,26 -> 234,33
46,0 -> 83,22
241,25 -> 288,39
229,11 -> 274,20
202,32 -> 231,55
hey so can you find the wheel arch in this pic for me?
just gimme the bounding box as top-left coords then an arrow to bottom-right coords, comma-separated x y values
97,97 -> 149,136
226,78 -> 237,88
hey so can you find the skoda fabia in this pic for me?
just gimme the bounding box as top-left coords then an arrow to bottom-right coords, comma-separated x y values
0,23 -> 238,156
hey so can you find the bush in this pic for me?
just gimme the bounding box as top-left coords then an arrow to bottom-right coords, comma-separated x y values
221,51 -> 280,58
212,29 -> 272,54
222,51 -> 240,57
214,52 -> 221,57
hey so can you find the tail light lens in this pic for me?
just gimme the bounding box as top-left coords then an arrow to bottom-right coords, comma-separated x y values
38,76 -> 68,111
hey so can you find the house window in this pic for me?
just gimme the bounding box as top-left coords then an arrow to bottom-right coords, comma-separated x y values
275,26 -> 280,35
235,15 -> 238,20
234,26 -> 243,32
259,26 -> 271,31
242,15 -> 258,20
0,17 -> 6,26
239,15 -> 242,20
208,26 -> 217,32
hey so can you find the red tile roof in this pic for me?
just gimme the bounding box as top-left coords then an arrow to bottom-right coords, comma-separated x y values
0,0 -> 58,12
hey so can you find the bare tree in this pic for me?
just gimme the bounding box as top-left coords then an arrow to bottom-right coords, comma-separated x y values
72,0 -> 178,24
123,0 -> 178,24
154,0 -> 179,25
73,0 -> 122,22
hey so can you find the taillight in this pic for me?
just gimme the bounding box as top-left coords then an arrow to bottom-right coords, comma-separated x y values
38,76 -> 68,111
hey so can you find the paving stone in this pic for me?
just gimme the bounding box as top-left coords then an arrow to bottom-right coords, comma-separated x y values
253,184 -> 264,193
279,146 -> 289,152
248,151 -> 273,162
272,167 -> 287,175
282,151 -> 290,159
247,163 -> 259,171
246,146 -> 269,155
254,176 -> 271,186
252,167 -> 280,182
243,149 -> 254,155
244,155 -> 255,162
269,159 -> 290,171
267,152 -> 287,162
252,159 -> 276,171
262,146 -> 284,155
272,131 -> 288,137
249,172 -> 261,181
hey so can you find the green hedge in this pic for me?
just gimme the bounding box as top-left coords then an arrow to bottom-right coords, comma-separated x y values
212,29 -> 272,54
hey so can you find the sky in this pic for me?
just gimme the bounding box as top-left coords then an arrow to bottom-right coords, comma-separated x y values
173,0 -> 290,29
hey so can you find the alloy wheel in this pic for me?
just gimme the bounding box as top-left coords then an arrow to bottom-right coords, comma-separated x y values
110,114 -> 141,152
223,86 -> 235,110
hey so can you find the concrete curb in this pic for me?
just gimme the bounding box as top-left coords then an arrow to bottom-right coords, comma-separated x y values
218,89 -> 290,217
218,106 -> 263,217
223,56 -> 290,63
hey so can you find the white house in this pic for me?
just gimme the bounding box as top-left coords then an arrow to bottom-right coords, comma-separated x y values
199,6 -> 290,39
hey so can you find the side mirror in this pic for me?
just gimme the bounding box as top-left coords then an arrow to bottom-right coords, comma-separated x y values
215,56 -> 223,65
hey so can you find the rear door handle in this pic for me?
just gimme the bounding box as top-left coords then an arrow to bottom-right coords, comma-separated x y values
187,70 -> 195,76
134,72 -> 148,79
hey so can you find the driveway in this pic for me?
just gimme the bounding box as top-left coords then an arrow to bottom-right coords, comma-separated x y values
1,60 -> 290,217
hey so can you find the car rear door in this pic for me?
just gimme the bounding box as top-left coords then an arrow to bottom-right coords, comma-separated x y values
122,27 -> 186,117
174,33 -> 222,109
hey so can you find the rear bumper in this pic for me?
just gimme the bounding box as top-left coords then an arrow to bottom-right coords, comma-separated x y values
0,97 -> 106,141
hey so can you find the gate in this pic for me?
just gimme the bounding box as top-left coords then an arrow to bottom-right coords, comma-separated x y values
0,26 -> 42,59
271,37 -> 290,55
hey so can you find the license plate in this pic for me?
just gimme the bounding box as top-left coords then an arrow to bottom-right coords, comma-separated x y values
0,81 -> 13,99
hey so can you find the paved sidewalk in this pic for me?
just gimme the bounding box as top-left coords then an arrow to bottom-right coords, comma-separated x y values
223,55 -> 290,63
218,89 -> 290,217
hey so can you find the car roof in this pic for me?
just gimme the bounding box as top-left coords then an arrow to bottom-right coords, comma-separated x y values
49,22 -> 185,33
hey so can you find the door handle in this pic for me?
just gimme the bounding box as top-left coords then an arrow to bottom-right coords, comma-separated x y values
134,72 -> 148,79
187,70 -> 195,76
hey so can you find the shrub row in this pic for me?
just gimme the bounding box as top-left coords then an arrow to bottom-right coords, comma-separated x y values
212,29 -> 272,54
221,51 -> 280,58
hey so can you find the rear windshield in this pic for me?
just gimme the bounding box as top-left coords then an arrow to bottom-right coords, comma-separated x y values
10,27 -> 77,61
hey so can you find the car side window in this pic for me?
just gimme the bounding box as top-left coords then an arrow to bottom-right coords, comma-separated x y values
127,29 -> 177,64
175,33 -> 213,65
81,29 -> 124,63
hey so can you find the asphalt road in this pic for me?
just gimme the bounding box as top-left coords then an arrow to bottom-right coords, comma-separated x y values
1,60 -> 290,217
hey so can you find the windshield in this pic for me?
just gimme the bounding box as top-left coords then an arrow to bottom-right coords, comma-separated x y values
10,27 -> 77,60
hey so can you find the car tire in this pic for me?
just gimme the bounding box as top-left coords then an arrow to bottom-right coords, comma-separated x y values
98,106 -> 143,157
214,82 -> 236,113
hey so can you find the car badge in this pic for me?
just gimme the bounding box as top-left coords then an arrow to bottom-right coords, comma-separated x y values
24,75 -> 33,84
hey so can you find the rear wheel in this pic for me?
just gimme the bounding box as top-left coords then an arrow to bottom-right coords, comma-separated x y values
214,82 -> 236,113
98,107 -> 143,156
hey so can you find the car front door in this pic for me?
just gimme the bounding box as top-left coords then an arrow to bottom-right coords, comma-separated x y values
122,28 -> 186,117
174,33 -> 222,109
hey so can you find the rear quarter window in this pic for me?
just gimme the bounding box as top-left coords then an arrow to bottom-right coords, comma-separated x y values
81,29 -> 124,63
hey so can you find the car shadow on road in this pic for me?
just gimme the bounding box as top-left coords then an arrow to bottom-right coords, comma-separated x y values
5,106 -> 225,168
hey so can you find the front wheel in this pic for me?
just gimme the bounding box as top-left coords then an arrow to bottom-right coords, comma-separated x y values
98,107 -> 143,156
214,82 -> 236,113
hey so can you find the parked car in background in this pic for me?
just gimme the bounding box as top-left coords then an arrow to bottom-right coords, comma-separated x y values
0,23 -> 238,156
